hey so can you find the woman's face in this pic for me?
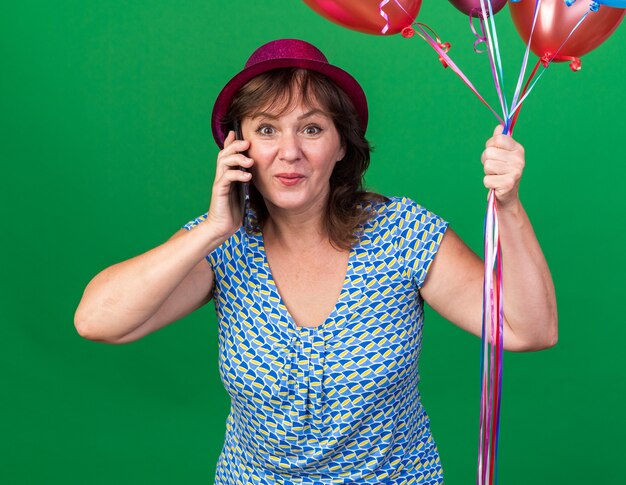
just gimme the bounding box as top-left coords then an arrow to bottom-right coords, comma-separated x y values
241,99 -> 345,217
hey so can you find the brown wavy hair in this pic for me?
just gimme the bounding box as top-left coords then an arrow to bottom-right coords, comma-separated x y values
222,68 -> 388,251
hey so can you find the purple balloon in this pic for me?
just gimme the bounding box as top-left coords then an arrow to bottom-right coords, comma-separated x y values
448,0 -> 508,17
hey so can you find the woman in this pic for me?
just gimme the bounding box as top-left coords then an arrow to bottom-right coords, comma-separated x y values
75,39 -> 557,484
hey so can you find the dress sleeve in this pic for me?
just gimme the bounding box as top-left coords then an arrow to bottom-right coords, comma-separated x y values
396,197 -> 449,290
182,212 -> 223,273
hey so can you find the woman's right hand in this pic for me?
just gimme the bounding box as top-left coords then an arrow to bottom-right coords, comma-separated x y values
206,130 -> 254,239
75,132 -> 253,344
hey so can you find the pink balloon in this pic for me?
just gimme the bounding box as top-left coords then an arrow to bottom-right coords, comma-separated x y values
448,0 -> 508,17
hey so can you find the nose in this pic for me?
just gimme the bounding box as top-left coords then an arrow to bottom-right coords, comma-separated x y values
277,131 -> 302,163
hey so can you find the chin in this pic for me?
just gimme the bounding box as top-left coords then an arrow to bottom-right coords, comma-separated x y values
261,189 -> 322,212
266,195 -> 309,211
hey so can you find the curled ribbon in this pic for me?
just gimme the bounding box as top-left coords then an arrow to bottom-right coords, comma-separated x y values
438,42 -> 452,68
412,23 -> 453,68
469,8 -> 488,54
379,0 -> 391,34
540,53 -> 582,71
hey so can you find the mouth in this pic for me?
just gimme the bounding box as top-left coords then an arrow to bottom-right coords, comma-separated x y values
275,173 -> 305,186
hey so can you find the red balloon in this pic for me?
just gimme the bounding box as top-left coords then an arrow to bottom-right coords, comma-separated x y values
510,0 -> 625,64
301,0 -> 422,35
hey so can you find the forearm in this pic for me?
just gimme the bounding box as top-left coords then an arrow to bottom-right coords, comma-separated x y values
74,220 -> 222,341
498,199 -> 558,350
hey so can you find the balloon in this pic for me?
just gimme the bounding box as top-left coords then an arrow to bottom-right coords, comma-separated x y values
595,0 -> 626,7
566,0 -> 626,8
301,0 -> 422,35
448,0 -> 508,17
510,0 -> 625,63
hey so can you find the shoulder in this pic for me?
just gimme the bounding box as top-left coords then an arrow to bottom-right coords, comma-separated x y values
363,195 -> 446,230
375,197 -> 449,288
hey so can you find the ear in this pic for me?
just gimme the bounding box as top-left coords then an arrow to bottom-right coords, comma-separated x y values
337,143 -> 346,162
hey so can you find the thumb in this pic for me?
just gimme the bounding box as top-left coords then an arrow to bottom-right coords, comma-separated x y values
493,124 -> 505,136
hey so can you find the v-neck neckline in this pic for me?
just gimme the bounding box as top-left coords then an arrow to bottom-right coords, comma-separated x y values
253,230 -> 354,332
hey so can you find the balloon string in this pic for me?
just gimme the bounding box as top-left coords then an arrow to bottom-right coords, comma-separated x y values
508,59 -> 541,134
477,0 -> 509,119
473,3 -> 539,484
490,225 -> 502,485
478,188 -> 504,485
474,14 -> 506,484
485,0 -> 506,103
385,0 -> 502,124
478,196 -> 488,485
494,224 -> 504,485
407,14 -> 509,484
472,6 -> 508,122
479,189 -> 494,485
410,22 -> 504,125
510,0 -> 543,114
385,5 -> 588,485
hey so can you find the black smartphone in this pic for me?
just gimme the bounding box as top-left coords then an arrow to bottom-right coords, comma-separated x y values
232,120 -> 250,226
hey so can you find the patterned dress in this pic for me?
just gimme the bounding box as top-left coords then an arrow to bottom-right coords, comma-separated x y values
183,196 -> 448,484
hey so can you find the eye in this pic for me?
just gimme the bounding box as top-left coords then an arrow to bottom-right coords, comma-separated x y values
255,124 -> 275,136
303,124 -> 323,136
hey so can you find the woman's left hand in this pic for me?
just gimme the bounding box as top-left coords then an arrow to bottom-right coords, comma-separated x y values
421,124 -> 556,352
481,125 -> 526,209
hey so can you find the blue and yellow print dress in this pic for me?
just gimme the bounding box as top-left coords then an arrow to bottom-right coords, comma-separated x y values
183,196 -> 448,484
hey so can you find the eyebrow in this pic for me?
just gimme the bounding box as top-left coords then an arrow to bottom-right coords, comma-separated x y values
250,108 -> 328,121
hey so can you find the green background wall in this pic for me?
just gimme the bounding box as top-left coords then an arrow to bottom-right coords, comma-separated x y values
2,1 -> 624,483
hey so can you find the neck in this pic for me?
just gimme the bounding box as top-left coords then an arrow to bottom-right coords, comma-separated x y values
262,200 -> 331,253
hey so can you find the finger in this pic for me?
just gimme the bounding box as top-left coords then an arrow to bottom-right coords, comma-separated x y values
224,169 -> 252,182
224,130 -> 236,146
486,135 -> 523,154
483,173 -> 519,193
493,124 -> 504,137
482,158 -> 509,176
218,153 -> 254,169
222,129 -> 249,152
215,168 -> 253,189
481,147 -> 525,167
220,138 -> 250,156
483,161 -> 523,182
222,130 -> 238,153
486,132 -> 513,149
216,156 -> 254,181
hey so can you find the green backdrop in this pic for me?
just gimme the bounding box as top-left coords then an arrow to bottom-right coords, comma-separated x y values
2,1 -> 625,484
